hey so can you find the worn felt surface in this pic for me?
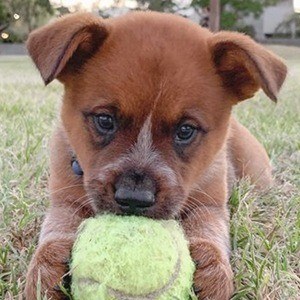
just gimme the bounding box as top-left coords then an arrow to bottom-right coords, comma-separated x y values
71,214 -> 196,300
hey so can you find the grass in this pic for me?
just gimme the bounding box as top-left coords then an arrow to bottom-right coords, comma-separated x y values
0,46 -> 299,299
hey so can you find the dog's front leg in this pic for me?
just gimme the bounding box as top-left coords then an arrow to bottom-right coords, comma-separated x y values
182,206 -> 234,300
25,206 -> 84,300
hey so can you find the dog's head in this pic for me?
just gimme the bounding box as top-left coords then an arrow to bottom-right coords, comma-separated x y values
27,12 -> 287,219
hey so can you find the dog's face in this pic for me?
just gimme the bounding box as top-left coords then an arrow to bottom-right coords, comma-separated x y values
27,12 -> 286,219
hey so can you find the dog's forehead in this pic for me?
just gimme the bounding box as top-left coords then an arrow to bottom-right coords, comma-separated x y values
72,13 -> 225,124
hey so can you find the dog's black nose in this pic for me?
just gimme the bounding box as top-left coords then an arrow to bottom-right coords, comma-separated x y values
114,171 -> 156,214
115,188 -> 155,208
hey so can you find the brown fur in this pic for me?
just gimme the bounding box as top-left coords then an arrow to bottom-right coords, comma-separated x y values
25,12 -> 287,299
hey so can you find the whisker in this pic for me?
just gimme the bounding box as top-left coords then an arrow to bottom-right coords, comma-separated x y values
184,196 -> 213,219
190,200 -> 208,219
48,184 -> 85,195
71,197 -> 95,217
180,200 -> 202,221
69,194 -> 90,211
190,186 -> 219,206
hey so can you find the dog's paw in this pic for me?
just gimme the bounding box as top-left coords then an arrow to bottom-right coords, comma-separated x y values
190,239 -> 234,300
25,238 -> 73,300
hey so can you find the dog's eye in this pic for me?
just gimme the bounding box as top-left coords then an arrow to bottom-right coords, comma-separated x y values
93,114 -> 116,134
175,124 -> 196,144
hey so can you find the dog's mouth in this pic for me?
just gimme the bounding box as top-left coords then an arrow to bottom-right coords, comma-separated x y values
117,204 -> 149,216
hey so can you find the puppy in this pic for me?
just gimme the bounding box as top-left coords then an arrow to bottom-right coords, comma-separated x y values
25,12 -> 287,300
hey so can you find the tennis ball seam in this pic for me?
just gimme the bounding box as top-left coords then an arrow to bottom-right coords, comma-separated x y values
73,217 -> 195,300
76,248 -> 180,299
75,233 -> 182,299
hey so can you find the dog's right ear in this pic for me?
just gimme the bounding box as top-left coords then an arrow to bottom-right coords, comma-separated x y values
27,13 -> 109,85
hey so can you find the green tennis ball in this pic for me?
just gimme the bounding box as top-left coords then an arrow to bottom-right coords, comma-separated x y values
71,214 -> 197,300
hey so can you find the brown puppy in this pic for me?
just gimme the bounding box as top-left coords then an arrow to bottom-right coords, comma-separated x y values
25,12 -> 287,300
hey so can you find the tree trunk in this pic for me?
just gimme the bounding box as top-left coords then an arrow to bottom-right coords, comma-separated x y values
148,0 -> 164,11
209,0 -> 220,32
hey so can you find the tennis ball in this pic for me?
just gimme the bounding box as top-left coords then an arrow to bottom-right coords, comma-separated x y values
71,214 -> 197,300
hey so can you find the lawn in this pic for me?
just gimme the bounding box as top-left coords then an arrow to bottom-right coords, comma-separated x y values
0,46 -> 299,300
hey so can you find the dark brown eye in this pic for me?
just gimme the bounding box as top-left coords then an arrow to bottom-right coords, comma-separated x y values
175,124 -> 197,144
93,114 -> 116,134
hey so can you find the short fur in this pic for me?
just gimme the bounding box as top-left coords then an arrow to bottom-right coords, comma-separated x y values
25,12 -> 287,300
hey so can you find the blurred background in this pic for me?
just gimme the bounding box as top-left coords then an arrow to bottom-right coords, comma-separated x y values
0,0 -> 300,54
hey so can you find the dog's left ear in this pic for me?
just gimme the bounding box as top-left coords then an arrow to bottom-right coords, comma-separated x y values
209,32 -> 287,102
27,12 -> 109,85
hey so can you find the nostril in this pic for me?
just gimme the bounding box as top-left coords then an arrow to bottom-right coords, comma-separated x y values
115,188 -> 155,209
115,188 -> 130,206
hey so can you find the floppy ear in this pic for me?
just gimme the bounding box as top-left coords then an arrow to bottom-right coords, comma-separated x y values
27,12 -> 109,85
209,32 -> 287,102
